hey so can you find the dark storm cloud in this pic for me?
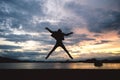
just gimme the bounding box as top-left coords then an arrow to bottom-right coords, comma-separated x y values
7,51 -> 45,57
94,40 -> 112,45
0,0 -> 45,32
2,0 -> 44,15
1,0 -> 44,16
36,22 -> 73,33
0,31 -> 55,45
87,11 -> 120,33
1,51 -> 46,61
0,33 -> 52,44
76,34 -> 95,41
93,34 -> 101,37
35,22 -> 59,32
0,45 -> 21,49
65,34 -> 95,45
0,33 -> 31,42
0,0 -> 65,45
0,0 -> 56,46
65,2 -> 120,33
118,31 -> 120,35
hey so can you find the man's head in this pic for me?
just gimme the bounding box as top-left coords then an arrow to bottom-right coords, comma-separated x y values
58,29 -> 62,33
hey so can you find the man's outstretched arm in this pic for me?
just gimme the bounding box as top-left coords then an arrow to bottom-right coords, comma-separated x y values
45,27 -> 53,33
64,32 -> 73,36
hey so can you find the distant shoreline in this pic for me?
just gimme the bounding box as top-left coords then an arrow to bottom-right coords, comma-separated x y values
0,56 -> 120,63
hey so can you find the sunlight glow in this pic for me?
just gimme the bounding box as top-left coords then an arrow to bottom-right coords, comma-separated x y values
12,28 -> 40,36
19,40 -> 40,51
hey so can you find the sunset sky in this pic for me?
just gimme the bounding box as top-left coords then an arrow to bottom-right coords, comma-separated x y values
0,0 -> 120,61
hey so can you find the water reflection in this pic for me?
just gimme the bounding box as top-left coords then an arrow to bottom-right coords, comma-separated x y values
0,63 -> 119,69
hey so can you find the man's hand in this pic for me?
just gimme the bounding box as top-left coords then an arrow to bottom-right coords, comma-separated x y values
45,27 -> 53,33
45,27 -> 48,30
64,32 -> 73,36
69,32 -> 73,35
70,32 -> 73,34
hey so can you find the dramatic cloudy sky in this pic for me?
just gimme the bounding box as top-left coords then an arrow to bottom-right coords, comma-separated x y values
0,0 -> 120,61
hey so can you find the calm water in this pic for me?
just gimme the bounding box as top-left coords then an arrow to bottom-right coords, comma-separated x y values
0,63 -> 120,69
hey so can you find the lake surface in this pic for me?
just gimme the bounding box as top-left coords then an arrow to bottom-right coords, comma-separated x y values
0,63 -> 120,69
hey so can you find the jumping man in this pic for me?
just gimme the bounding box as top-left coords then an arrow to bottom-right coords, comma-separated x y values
45,27 -> 73,59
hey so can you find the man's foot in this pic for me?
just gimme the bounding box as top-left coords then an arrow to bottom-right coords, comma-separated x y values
45,57 -> 48,59
70,57 -> 73,59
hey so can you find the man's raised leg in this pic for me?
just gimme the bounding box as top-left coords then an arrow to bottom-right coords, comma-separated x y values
61,44 -> 73,59
45,44 -> 57,59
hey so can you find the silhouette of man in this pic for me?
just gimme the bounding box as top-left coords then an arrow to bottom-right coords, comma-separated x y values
45,27 -> 73,59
